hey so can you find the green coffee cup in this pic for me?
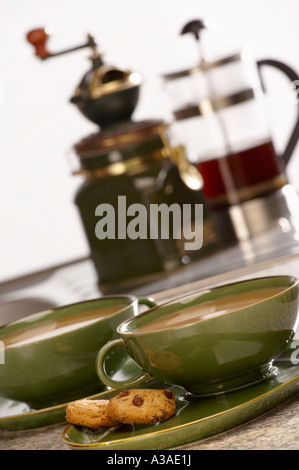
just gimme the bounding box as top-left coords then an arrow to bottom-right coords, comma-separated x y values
0,295 -> 156,409
97,276 -> 299,396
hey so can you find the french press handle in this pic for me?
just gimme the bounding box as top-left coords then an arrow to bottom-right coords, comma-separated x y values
257,59 -> 299,166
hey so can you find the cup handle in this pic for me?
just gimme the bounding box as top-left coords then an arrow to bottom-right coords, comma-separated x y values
137,296 -> 157,310
96,338 -> 151,389
257,59 -> 299,166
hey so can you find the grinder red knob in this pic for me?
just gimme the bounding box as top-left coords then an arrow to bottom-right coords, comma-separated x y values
26,28 -> 52,59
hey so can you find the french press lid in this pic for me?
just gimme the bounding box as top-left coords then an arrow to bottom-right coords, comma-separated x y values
163,19 -> 257,120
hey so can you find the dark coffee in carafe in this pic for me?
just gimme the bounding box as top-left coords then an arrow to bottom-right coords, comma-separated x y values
198,140 -> 287,209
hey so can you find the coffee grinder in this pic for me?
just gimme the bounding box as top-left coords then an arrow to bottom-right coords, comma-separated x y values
26,27 -> 218,292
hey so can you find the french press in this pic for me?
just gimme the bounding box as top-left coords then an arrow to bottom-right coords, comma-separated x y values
163,20 -> 299,243
26,28 -> 217,292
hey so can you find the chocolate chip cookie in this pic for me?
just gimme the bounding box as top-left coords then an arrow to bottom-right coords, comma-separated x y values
107,389 -> 176,424
66,399 -> 121,429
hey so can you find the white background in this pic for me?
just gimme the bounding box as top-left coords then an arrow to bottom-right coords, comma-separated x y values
1,0 -> 299,282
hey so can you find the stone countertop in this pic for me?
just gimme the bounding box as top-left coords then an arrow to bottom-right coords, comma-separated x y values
182,394 -> 299,451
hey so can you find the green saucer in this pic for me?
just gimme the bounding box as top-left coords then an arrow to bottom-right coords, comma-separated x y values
61,359 -> 299,450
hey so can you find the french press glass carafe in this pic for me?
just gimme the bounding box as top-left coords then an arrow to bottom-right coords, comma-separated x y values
164,20 -> 299,243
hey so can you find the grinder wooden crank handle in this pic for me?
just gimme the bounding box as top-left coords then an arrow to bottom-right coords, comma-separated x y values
26,27 -> 97,60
